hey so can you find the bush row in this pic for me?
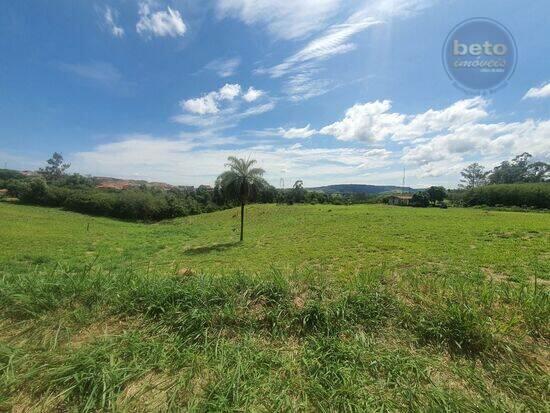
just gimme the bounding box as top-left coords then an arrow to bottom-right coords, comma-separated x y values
462,183 -> 550,209
6,178 -> 218,221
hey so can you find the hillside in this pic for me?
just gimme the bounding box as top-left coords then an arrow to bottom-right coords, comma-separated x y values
0,203 -> 548,411
309,183 -> 419,195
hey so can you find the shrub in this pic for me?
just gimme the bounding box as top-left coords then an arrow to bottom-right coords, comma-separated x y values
411,192 -> 430,207
414,301 -> 494,355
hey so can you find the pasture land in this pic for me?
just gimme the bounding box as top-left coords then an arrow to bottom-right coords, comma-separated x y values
0,203 -> 548,411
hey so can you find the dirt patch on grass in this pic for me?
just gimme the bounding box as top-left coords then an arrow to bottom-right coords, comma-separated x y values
177,267 -> 195,277
69,316 -> 139,348
293,293 -> 307,309
9,392 -> 64,413
482,267 -> 510,283
482,267 -> 550,286
116,371 -> 175,412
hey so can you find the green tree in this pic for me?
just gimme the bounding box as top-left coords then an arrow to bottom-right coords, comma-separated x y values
489,153 -> 549,184
411,191 -> 430,207
426,186 -> 446,206
291,180 -> 306,204
459,163 -> 488,189
39,152 -> 70,181
216,157 -> 267,241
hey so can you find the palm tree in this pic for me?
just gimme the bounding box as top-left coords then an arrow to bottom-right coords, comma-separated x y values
216,156 -> 266,241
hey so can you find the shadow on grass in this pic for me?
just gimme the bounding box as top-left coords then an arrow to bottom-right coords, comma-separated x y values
184,241 -> 240,255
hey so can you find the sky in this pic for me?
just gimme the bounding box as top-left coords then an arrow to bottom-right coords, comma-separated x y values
0,0 -> 549,188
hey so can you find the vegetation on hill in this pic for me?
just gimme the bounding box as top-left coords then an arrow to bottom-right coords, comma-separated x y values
0,203 -> 548,411
309,184 -> 418,195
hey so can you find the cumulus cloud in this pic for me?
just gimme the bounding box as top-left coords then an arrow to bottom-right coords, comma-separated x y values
180,84 -> 247,115
182,93 -> 220,115
320,100 -> 400,142
242,87 -> 264,102
104,6 -> 125,37
320,97 -> 489,142
523,82 -> 550,100
175,84 -> 271,128
401,119 -> 550,167
215,0 -> 342,40
218,83 -> 241,100
314,96 -> 549,179
136,2 -> 186,38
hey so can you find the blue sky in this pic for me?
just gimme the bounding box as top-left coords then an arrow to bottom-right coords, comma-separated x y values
1,0 -> 549,187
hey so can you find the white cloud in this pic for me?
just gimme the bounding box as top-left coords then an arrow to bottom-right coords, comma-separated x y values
314,96 -> 549,180
104,6 -> 125,37
180,84 -> 242,115
278,125 -> 317,139
71,134 -> 395,186
182,93 -> 220,115
242,87 -> 264,102
175,84 -> 272,128
523,82 -> 550,100
215,0 -> 342,40
136,2 -> 186,38
320,100 -> 403,142
205,57 -> 241,78
218,83 -> 242,100
402,119 -> 550,167
320,97 -> 489,142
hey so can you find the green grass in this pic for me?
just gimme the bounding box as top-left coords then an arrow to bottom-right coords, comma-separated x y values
0,202 -> 548,411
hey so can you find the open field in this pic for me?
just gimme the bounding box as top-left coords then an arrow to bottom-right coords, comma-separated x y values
0,203 -> 549,411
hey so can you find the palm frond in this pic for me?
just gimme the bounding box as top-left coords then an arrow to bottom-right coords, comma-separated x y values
247,168 -> 265,177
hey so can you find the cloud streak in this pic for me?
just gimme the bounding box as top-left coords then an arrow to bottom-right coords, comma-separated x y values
215,0 -> 342,40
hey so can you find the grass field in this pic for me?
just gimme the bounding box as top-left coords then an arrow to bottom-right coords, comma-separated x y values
0,202 -> 549,411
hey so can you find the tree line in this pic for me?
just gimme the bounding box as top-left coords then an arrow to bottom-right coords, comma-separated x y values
453,153 -> 550,209
459,153 -> 549,189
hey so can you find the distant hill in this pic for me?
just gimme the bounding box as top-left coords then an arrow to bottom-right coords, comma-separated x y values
308,184 -> 419,195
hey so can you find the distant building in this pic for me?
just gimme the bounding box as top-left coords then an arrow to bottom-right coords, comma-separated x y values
149,182 -> 174,190
387,194 -> 413,206
197,185 -> 214,192
21,170 -> 39,177
96,181 -> 131,190
178,186 -> 195,193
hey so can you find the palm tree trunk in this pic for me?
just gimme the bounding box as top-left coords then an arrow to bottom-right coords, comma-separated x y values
240,202 -> 244,242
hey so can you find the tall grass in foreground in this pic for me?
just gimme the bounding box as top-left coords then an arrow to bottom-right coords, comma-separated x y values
0,265 -> 548,411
